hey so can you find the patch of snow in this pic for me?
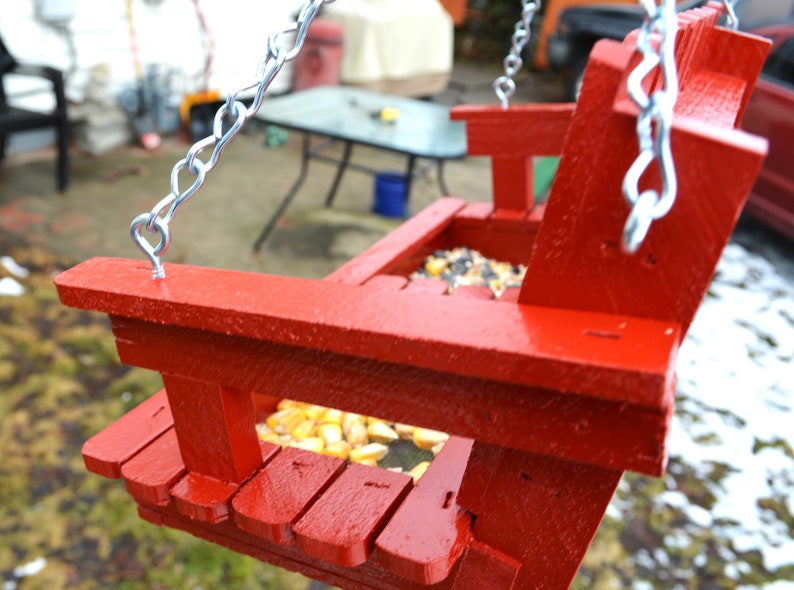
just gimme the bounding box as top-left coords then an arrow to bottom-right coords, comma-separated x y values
0,256 -> 29,278
669,240 -> 794,572
0,277 -> 24,297
12,557 -> 46,578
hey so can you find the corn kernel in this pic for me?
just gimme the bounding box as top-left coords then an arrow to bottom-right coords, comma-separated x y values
367,421 -> 399,443
292,419 -> 320,439
356,458 -> 379,467
259,432 -> 292,447
424,256 -> 448,277
342,412 -> 365,431
413,428 -> 449,450
321,440 -> 351,460
318,423 -> 343,445
276,398 -> 299,411
322,408 -> 344,425
255,423 -> 273,439
299,403 -> 328,421
408,461 -> 430,482
267,407 -> 306,434
394,423 -> 416,440
289,437 -> 325,453
344,419 -> 369,447
349,442 -> 389,463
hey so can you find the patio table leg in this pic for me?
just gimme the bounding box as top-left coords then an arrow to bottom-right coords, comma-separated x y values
324,140 -> 354,207
437,159 -> 449,195
253,132 -> 312,252
404,154 -> 417,210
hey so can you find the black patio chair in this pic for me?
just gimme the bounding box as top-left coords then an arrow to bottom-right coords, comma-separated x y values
0,32 -> 69,192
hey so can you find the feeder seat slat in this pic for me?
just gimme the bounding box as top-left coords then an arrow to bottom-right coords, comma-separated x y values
168,444 -> 281,525
145,503 -> 477,590
170,471 -> 241,524
375,436 -> 475,585
120,428 -> 184,506
233,446 -> 347,545
293,463 -> 413,567
55,5 -> 772,588
81,388 -> 173,479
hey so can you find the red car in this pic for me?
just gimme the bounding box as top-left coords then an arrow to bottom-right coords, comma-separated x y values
740,22 -> 794,240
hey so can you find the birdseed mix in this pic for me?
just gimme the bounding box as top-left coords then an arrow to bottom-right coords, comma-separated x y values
409,247 -> 526,298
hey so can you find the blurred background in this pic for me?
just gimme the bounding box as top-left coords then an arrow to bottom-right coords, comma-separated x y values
1,1 -> 792,589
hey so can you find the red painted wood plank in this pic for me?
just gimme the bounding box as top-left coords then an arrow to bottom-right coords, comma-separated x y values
54,259 -> 680,407
106,317 -> 676,475
497,288 -> 520,303
363,275 -> 408,291
451,104 -> 573,213
233,446 -> 346,545
161,374 -> 261,484
403,278 -> 449,296
121,428 -> 185,506
520,36 -> 768,336
456,442 -> 622,590
450,542 -> 520,590
453,202 -> 492,226
293,463 -> 412,567
450,104 -> 574,156
140,501 -> 466,590
171,471 -> 239,524
697,26 -> 770,122
81,388 -> 172,478
449,285 -> 492,300
376,436 -> 474,585
324,197 -> 467,285
168,441 -> 281,524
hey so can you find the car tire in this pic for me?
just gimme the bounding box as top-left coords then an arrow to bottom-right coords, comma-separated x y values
564,57 -> 588,102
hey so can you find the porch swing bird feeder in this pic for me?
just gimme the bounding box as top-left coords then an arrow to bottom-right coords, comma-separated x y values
54,1 -> 771,588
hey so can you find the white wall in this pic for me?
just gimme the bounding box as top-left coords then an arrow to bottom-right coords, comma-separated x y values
1,0 -> 305,110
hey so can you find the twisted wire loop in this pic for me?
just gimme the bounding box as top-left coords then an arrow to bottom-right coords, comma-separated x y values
621,0 -> 679,254
493,0 -> 541,109
722,0 -> 738,31
130,0 -> 336,279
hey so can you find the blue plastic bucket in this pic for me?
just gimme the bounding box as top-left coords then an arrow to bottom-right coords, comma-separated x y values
373,172 -> 408,218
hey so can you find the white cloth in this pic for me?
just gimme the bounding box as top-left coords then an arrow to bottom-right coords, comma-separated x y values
322,0 -> 453,85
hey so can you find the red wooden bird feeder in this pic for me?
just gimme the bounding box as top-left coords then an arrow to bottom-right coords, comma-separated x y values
55,4 -> 770,589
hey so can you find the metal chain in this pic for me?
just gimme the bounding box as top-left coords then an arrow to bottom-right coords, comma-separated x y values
130,0 -> 336,279
722,0 -> 738,31
621,0 -> 679,254
493,0 -> 541,109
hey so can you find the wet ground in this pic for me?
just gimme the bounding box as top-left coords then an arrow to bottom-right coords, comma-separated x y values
1,63 -> 792,589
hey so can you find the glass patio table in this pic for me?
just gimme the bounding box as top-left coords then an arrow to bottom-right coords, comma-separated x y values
252,85 -> 468,251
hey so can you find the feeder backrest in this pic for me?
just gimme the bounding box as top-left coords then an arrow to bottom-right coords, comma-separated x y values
518,2 -> 770,336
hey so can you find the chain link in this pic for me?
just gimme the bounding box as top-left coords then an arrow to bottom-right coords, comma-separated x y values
131,0 -> 335,279
621,0 -> 679,254
722,0 -> 738,31
493,0 -> 541,109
